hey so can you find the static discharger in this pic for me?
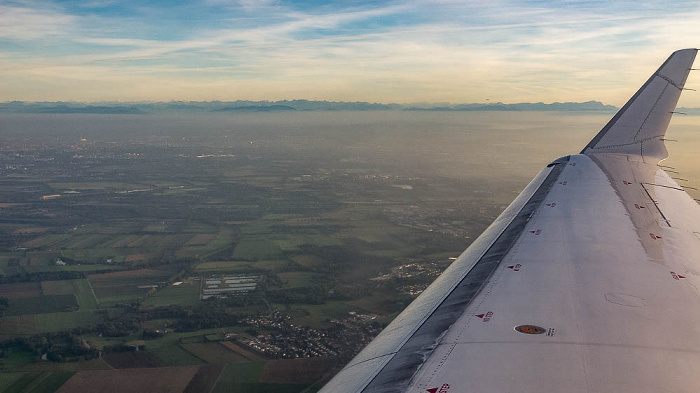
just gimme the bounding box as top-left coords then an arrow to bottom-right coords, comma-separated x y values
514,325 -> 546,335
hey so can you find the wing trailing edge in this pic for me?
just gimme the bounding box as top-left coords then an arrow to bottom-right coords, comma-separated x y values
582,48 -> 697,161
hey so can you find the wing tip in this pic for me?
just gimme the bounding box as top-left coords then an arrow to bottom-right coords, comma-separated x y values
672,48 -> 698,60
582,49 -> 697,157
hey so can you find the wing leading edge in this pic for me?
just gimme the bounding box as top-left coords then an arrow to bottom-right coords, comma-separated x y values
320,49 -> 699,393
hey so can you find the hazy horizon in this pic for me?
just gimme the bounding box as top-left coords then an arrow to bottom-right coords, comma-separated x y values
3,111 -> 699,198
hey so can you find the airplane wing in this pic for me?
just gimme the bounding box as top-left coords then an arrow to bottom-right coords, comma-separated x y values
320,48 -> 699,393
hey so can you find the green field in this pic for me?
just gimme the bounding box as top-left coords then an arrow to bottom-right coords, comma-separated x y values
20,235 -> 71,249
47,181 -> 144,191
0,316 -> 37,337
193,261 -> 252,273
89,270 -> 174,306
250,260 -> 294,272
0,372 -> 43,393
277,273 -> 316,289
60,248 -> 117,263
142,283 -> 200,307
211,362 -> 309,393
146,337 -> 209,367
41,280 -> 98,311
289,255 -> 325,268
212,362 -> 264,391
232,238 -> 284,261
276,301 -> 357,329
0,373 -> 25,391
35,311 -> 103,333
141,223 -> 169,232
72,280 -> 99,310
0,258 -> 8,276
5,295 -> 78,317
6,371 -> 74,393
0,348 -> 35,370
21,265 -> 125,274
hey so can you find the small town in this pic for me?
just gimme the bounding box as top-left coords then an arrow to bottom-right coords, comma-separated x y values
241,310 -> 381,359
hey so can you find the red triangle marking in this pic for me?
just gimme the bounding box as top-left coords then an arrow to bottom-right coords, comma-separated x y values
507,265 -> 514,269
427,389 -> 438,393
475,314 -> 485,318
679,275 -> 686,279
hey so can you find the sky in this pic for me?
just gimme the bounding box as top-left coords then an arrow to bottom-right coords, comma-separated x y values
1,0 -> 700,105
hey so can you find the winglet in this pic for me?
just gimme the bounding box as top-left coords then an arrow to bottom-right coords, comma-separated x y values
582,49 -> 698,161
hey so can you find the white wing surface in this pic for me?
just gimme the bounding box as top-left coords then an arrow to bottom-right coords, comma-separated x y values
320,48 -> 699,393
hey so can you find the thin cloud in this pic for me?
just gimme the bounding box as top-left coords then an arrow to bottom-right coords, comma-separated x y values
0,0 -> 699,104
0,5 -> 74,40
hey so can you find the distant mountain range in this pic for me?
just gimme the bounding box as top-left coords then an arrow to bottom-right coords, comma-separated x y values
2,99 -> 695,114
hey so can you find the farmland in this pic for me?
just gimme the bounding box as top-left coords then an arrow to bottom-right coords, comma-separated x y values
0,112 -> 523,392
55,367 -> 200,393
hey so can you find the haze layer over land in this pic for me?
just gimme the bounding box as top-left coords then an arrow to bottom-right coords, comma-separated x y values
1,111 -> 699,392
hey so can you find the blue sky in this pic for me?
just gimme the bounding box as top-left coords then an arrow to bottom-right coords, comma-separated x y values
1,0 -> 699,105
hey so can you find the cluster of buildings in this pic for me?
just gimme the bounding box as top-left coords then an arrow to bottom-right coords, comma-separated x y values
371,262 -> 442,282
201,274 -> 263,299
383,205 -> 471,238
241,311 -> 338,358
240,310 -> 381,359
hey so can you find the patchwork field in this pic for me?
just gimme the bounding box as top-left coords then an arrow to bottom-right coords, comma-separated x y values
0,371 -> 74,393
210,361 -> 318,393
260,358 -> 335,384
211,362 -> 264,393
145,335 -> 209,367
88,269 -> 174,306
103,352 -> 162,369
277,272 -> 317,289
182,365 -> 223,393
193,261 -> 252,273
16,224 -> 230,267
0,283 -> 41,299
41,279 -> 99,310
276,301 -> 357,329
289,254 -> 325,268
5,295 -> 78,316
181,343 -> 249,365
35,311 -> 105,333
0,315 -> 37,337
232,237 -> 284,261
141,282 -> 200,307
56,366 -> 200,393
0,111 -> 509,392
